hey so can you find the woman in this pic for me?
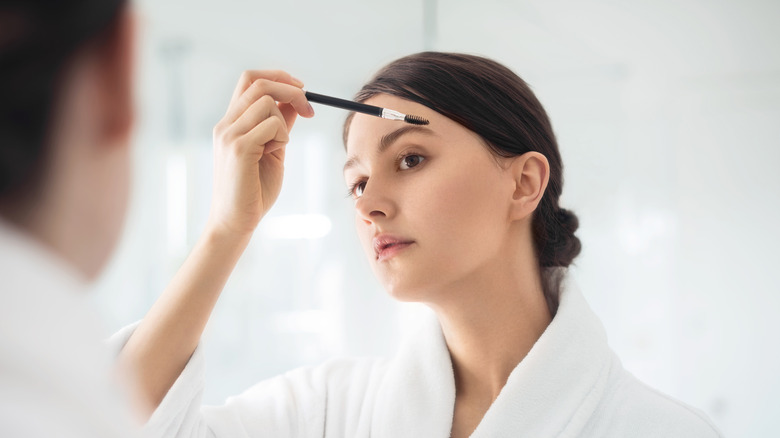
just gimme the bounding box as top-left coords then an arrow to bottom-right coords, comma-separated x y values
117,53 -> 721,437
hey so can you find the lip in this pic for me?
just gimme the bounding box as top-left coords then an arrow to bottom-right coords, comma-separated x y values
373,234 -> 415,262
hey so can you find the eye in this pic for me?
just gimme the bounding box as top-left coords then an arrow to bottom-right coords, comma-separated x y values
347,180 -> 367,199
399,154 -> 425,170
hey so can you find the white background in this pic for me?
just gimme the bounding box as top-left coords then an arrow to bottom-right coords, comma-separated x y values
91,1 -> 780,435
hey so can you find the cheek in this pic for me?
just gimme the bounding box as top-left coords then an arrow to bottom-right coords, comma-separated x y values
410,160 -> 508,244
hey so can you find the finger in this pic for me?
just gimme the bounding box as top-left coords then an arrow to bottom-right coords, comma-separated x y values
269,146 -> 286,164
263,140 -> 287,156
229,70 -> 304,108
240,116 -> 289,157
224,79 -> 313,126
227,95 -> 286,139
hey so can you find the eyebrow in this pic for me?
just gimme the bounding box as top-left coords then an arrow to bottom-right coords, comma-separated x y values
343,126 -> 436,174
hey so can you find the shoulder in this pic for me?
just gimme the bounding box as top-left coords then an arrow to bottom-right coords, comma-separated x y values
591,363 -> 723,437
227,356 -> 389,401
0,280 -> 134,434
206,357 -> 389,437
280,356 -> 391,403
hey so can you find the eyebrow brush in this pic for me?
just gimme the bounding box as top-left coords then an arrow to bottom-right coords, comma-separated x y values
304,91 -> 429,125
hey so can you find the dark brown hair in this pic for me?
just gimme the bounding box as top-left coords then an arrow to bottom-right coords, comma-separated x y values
344,52 -> 581,313
0,0 -> 125,202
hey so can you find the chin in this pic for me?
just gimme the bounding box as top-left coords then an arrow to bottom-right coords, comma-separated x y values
379,275 -> 434,303
370,254 -> 442,302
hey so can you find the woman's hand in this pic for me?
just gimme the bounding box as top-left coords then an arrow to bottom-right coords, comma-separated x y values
207,70 -> 314,239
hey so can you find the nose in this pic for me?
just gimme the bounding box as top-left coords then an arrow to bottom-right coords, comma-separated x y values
354,180 -> 395,226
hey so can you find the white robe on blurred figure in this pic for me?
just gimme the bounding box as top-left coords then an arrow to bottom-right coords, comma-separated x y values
113,268 -> 722,437
0,220 -> 135,437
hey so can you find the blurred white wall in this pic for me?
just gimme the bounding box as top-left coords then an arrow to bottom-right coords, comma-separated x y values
91,1 -> 780,435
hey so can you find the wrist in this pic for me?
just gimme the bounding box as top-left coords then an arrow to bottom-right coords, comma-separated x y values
202,220 -> 254,249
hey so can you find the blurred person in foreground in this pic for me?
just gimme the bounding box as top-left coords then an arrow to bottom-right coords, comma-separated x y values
0,1 -> 313,435
0,0 -> 139,435
0,0 -> 313,435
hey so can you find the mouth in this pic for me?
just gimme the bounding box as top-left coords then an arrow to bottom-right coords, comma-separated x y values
373,235 -> 415,262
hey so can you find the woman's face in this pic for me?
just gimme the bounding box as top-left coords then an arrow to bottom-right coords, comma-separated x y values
344,94 -> 518,302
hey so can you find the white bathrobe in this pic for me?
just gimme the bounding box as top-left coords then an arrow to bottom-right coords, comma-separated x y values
0,220 -> 136,437
114,276 -> 722,438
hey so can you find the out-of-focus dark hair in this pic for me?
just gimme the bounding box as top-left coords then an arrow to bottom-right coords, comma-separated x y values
344,52 -> 581,313
0,0 -> 125,200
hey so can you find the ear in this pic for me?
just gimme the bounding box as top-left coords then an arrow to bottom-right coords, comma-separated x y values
93,6 -> 136,147
508,151 -> 550,221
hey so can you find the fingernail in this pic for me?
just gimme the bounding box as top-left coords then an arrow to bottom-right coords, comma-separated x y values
306,102 -> 315,116
291,76 -> 304,87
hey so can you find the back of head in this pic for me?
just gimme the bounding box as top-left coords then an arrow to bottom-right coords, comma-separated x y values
0,0 -> 125,204
347,52 -> 581,312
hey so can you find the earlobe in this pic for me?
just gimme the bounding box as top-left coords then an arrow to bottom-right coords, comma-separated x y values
509,152 -> 550,221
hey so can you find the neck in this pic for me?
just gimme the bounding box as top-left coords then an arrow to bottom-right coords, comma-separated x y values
430,256 -> 552,404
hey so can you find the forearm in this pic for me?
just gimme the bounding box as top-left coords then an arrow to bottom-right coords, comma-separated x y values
117,226 -> 252,418
116,69 -> 309,421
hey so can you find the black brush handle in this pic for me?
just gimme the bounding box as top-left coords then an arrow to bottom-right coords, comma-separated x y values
305,91 -> 383,117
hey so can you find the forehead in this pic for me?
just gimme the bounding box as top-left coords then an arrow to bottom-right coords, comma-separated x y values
344,94 -> 470,156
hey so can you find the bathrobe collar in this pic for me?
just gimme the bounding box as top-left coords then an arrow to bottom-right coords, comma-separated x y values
371,276 -> 613,438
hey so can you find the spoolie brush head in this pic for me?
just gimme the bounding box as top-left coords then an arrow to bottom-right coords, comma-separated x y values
404,114 -> 430,125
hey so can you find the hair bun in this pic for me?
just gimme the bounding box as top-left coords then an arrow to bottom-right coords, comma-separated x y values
538,207 -> 582,268
556,208 -> 579,235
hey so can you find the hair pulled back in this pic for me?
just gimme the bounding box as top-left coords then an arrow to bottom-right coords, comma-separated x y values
0,0 -> 125,201
345,52 -> 581,312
